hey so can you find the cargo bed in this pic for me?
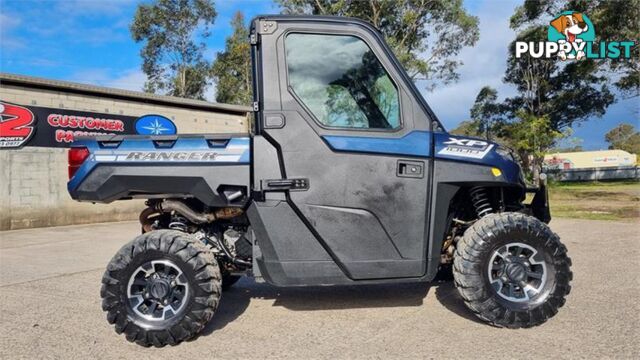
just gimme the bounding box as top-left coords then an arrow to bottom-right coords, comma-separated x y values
67,134 -> 251,207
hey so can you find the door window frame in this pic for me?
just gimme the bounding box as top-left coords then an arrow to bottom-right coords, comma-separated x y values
282,30 -> 405,134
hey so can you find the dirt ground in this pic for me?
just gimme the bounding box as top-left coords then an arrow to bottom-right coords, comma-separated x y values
0,218 -> 639,359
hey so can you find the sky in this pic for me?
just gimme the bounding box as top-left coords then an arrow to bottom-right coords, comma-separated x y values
1,0 -> 637,149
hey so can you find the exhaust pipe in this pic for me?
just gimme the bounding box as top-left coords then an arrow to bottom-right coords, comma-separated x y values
140,199 -> 245,228
157,200 -> 216,224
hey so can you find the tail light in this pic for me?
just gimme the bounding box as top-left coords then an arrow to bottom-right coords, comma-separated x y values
68,147 -> 89,179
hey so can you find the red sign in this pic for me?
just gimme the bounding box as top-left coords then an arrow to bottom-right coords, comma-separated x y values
0,101 -> 138,148
0,102 -> 35,148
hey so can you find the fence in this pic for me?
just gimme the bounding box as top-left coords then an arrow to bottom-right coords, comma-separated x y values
546,166 -> 639,182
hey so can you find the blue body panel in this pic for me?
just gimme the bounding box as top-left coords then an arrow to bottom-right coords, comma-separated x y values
322,131 -> 431,157
433,132 -> 522,184
69,131 -> 522,195
322,130 -> 522,184
68,136 -> 250,192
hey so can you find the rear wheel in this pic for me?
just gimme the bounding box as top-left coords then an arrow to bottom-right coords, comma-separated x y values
453,213 -> 572,328
101,230 -> 221,346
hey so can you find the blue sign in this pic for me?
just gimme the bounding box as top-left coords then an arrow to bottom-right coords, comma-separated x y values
135,114 -> 177,135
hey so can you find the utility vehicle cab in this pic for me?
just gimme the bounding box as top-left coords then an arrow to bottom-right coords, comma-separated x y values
68,16 -> 570,347
248,15 -> 541,284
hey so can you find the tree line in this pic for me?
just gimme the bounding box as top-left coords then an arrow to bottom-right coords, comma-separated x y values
451,0 -> 638,178
130,0 -> 479,104
130,0 -> 639,177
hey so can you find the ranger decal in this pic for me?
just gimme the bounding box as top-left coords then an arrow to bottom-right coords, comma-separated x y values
93,151 -> 244,163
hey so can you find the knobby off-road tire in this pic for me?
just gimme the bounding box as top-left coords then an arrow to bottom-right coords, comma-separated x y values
101,230 -> 221,347
453,212 -> 572,328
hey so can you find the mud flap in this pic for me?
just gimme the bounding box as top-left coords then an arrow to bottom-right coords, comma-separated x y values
527,176 -> 551,223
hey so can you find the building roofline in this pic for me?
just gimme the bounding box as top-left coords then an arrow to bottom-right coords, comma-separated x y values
545,149 -> 635,157
0,72 -> 251,115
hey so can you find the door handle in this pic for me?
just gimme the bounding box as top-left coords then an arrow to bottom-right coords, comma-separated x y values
263,178 -> 309,191
397,160 -> 424,178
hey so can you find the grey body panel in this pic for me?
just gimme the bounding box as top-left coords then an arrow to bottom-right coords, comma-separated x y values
248,201 -> 349,285
265,111 -> 431,279
248,200 -> 442,286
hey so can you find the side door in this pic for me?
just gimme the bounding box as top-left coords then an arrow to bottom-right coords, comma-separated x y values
255,18 -> 434,280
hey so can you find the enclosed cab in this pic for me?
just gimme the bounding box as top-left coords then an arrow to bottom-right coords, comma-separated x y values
67,15 -> 570,347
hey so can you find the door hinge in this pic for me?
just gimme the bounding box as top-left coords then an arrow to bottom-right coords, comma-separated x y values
252,101 -> 259,112
257,20 -> 277,34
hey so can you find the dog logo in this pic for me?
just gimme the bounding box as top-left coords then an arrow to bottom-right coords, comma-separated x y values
0,101 -> 36,149
548,11 -> 595,60
515,11 -> 634,60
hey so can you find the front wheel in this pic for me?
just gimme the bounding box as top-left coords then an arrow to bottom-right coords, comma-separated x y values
453,213 -> 572,328
101,230 -> 221,346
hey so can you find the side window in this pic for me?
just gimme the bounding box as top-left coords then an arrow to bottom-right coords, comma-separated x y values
285,33 -> 400,130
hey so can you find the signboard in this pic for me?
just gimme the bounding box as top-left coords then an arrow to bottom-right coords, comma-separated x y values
0,100 -> 177,149
0,102 -> 36,148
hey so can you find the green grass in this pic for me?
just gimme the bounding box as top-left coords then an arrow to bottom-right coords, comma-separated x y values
550,179 -> 640,190
548,180 -> 640,221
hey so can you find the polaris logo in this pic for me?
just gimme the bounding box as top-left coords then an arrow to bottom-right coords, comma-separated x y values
439,137 -> 494,159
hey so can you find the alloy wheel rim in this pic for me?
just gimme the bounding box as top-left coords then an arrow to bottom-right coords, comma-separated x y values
127,259 -> 189,321
487,242 -> 547,302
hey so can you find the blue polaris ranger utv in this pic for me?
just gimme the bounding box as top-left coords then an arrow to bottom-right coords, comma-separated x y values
68,16 -> 571,347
